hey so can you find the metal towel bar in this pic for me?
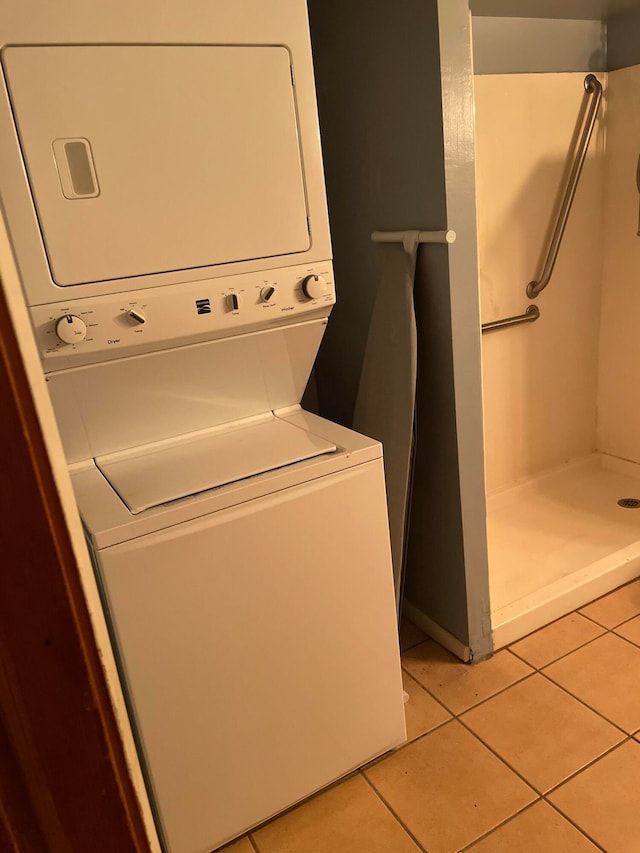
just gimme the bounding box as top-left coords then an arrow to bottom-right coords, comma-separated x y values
527,73 -> 603,298
482,305 -> 540,334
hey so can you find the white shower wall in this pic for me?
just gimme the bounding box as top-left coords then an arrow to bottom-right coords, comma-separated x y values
475,73 -> 606,493
597,64 -> 640,467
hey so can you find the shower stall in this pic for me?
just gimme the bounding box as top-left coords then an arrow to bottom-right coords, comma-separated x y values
308,0 -> 640,659
474,5 -> 640,647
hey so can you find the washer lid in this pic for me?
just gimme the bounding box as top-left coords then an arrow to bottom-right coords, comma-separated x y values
3,45 -> 310,286
95,416 -> 337,514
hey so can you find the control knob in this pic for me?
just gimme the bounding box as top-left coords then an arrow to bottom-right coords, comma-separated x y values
55,314 -> 87,344
260,286 -> 276,302
301,274 -> 328,300
128,308 -> 146,324
226,293 -> 240,311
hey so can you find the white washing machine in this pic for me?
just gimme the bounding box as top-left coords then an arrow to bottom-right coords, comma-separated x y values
0,4 -> 406,852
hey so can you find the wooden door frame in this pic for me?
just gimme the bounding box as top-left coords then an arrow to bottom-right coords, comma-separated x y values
0,278 -> 151,853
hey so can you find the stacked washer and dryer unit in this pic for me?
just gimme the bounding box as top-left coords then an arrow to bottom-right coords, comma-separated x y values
0,3 -> 406,852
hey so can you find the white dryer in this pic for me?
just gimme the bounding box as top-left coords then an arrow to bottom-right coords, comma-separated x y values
0,4 -> 406,852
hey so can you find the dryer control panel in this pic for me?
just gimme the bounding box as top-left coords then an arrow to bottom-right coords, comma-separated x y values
31,262 -> 335,371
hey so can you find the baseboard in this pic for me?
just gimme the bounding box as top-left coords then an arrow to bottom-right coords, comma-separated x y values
402,600 -> 472,662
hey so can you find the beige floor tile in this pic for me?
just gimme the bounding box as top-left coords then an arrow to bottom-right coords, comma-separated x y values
399,617 -> 427,652
221,838 -> 255,852
402,642 -> 532,715
252,774 -> 419,853
614,614 -> 640,646
402,670 -> 451,741
544,633 -> 640,733
364,720 -> 536,853
509,614 -> 604,669
467,801 -> 599,852
461,674 -> 622,792
549,741 -> 640,852
579,579 -> 640,628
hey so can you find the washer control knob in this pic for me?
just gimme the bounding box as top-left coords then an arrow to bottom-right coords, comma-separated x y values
301,274 -> 328,300
128,308 -> 146,325
260,286 -> 276,302
226,293 -> 240,312
55,314 -> 87,344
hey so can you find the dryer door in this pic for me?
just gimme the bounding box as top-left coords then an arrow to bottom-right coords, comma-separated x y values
3,45 -> 310,286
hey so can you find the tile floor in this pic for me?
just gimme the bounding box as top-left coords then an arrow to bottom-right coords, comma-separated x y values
224,579 -> 640,853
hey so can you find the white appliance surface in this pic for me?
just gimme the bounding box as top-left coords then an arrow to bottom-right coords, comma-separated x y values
46,319 -> 330,463
0,4 -> 406,852
0,0 -> 332,308
74,409 -> 387,550
93,450 -> 405,853
96,414 -> 337,514
3,45 -> 309,286
30,263 -> 335,369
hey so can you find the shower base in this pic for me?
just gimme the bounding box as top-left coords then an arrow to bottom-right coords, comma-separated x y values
488,453 -> 640,649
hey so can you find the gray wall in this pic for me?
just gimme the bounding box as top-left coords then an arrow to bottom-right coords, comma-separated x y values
472,17 -> 605,74
308,0 -> 492,655
470,2 -> 640,73
608,7 -> 640,70
470,0 -> 637,18
308,0 -> 448,429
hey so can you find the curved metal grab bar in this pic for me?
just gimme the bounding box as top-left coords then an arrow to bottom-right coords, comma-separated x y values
482,305 -> 540,334
527,74 -> 603,299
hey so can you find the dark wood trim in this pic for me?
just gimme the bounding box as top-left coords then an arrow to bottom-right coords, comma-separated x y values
0,278 -> 152,853
0,702 -> 47,853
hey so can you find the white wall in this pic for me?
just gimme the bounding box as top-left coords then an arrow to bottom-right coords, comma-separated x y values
475,73 -> 606,491
597,64 -> 640,464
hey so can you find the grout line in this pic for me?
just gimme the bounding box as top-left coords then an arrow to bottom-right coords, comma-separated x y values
401,658 -> 535,719
456,799 -> 542,852
368,699 -> 616,853
455,713 -> 544,796
366,714 -> 583,853
538,667 -> 633,738
541,799 -> 607,852
459,706 -> 630,802
542,736 -> 632,799
578,611 -> 612,630
610,621 -> 640,645
512,631 -> 607,674
608,624 -> 640,644
240,768 -> 362,842
360,716 -> 453,771
359,771 -> 428,852
401,666 -> 456,716
506,645 -> 541,667
402,716 -> 452,748
247,835 -> 261,852
399,633 -> 430,654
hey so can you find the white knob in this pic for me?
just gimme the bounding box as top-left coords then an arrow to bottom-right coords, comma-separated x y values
128,308 -> 146,325
55,314 -> 87,344
226,293 -> 240,311
260,286 -> 276,302
302,274 -> 328,300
